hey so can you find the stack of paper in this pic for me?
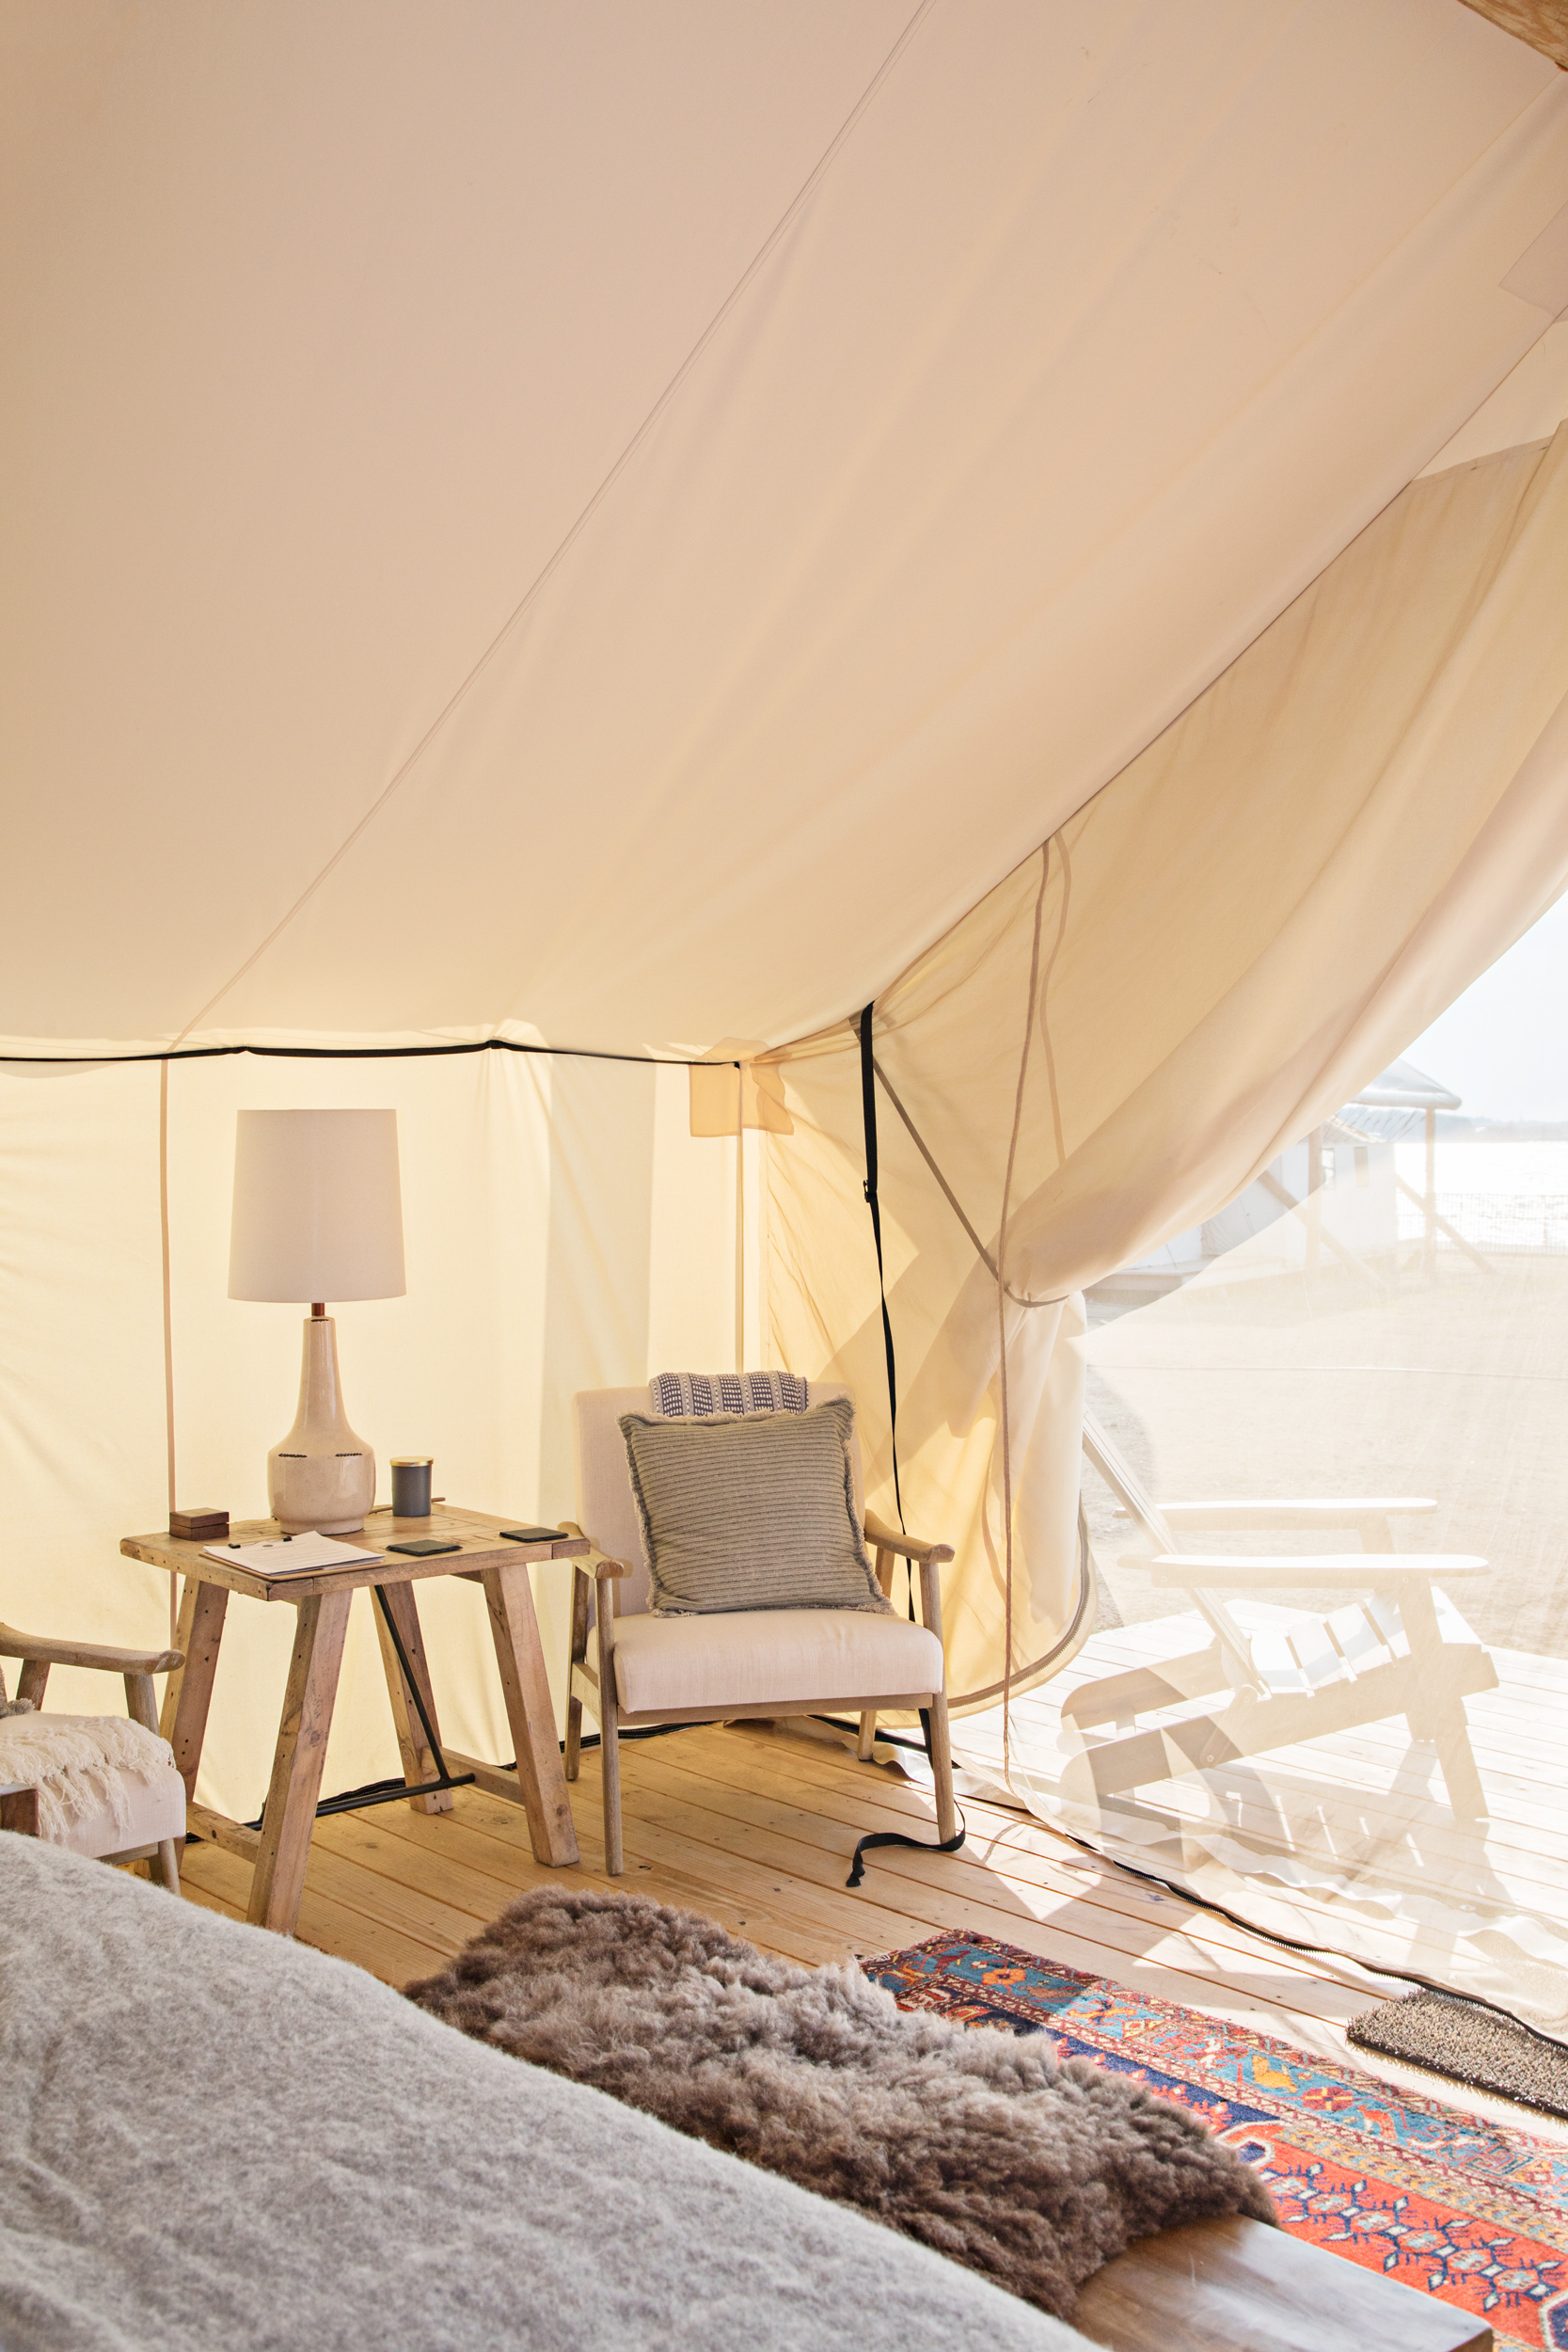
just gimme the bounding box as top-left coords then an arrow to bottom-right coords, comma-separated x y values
201,1533 -> 381,1575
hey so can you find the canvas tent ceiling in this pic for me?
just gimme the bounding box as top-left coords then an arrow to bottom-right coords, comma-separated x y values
5,0 -> 1568,1057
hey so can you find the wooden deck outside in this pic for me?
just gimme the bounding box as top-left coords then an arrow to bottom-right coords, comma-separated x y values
951,1613 -> 1568,2040
175,1710 -> 1568,2143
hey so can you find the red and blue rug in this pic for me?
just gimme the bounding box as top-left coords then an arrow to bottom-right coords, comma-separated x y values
868,1930 -> 1568,2352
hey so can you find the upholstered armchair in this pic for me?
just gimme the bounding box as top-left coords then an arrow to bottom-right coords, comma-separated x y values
0,1622 -> 186,1892
562,1384 -> 957,1875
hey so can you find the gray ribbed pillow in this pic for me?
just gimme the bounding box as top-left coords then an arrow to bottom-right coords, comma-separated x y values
617,1397 -> 891,1616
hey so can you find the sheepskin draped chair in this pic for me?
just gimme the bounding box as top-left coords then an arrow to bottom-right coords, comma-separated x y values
563,1384 -> 957,1873
0,1623 -> 186,1893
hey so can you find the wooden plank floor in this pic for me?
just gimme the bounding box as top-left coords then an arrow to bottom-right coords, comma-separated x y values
175,1715 -> 1568,2143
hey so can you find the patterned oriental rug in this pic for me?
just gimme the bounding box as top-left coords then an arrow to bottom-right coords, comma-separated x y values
868,1931 -> 1568,2352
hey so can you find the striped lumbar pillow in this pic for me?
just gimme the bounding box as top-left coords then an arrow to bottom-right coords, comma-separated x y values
648,1370 -> 809,1418
618,1396 -> 888,1616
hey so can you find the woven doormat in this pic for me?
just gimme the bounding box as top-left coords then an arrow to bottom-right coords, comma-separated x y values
1349,1989 -> 1568,2125
870,1927 -> 1568,2352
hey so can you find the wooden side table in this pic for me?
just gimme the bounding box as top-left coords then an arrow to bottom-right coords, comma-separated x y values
121,1508 -> 588,1938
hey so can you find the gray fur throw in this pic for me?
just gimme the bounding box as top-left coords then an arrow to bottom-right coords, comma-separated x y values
406,1887 -> 1275,2320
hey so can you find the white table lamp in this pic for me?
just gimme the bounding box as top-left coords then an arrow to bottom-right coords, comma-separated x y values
229,1108 -> 406,1534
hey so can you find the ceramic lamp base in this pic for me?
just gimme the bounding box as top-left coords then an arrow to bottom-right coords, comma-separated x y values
267,1314 -> 376,1534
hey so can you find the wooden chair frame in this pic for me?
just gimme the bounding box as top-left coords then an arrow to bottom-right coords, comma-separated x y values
562,1510 -> 958,1875
0,1622 -> 185,1891
1070,1417 -> 1496,1820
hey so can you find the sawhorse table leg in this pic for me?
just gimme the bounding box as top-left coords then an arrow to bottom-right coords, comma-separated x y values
482,1558 -> 578,1867
247,1588 -> 353,1935
373,1581 -> 453,1814
159,1576 -> 230,1847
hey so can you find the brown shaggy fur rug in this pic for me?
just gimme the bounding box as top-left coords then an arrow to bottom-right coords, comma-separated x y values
405,1887 -> 1274,2320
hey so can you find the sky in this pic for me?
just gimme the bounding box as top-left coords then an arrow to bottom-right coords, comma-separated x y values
1402,889 -> 1568,1121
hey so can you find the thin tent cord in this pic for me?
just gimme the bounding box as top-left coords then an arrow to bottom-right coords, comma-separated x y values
736,1116 -> 745,1373
876,1059 -> 1000,1279
861,1041 -> 1100,1704
172,0 -> 941,1048
158,1061 -> 179,1651
995,846 -> 1051,1792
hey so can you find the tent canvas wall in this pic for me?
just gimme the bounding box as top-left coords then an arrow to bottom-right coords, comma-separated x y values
6,3 -> 1568,1895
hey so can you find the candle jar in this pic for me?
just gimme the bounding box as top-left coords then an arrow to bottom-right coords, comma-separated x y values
390,1457 -> 433,1518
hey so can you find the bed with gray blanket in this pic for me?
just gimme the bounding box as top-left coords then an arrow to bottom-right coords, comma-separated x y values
0,1837 -> 1094,2351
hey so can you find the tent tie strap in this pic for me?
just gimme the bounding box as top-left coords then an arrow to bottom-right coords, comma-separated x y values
847,1701 -> 967,1887
847,1823 -> 966,1888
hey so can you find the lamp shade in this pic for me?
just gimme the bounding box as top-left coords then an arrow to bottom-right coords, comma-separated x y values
229,1108 -> 405,1303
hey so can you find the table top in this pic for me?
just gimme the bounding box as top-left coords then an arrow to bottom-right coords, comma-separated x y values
120,1506 -> 590,1602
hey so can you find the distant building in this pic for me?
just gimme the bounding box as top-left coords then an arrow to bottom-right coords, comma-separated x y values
1340,1057 -> 1463,1139
1090,1060 -> 1459,1305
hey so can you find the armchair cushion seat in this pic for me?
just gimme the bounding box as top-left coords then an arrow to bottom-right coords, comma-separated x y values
0,1629 -> 187,1898
610,1608 -> 943,1716
5,1756 -> 187,1860
0,1722 -> 184,1844
0,1713 -> 184,1851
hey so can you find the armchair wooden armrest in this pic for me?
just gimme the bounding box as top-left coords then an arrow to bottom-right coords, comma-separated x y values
1145,1552 -> 1488,1590
554,1522 -> 630,1581
854,1514 -> 955,1771
863,1512 -> 955,1566
1143,1499 -> 1436,1529
0,1622 -> 184,1724
0,1625 -> 183,1676
862,1512 -> 954,1655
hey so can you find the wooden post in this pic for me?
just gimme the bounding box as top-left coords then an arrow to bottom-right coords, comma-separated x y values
1399,1580 -> 1486,1820
372,1581 -> 453,1814
123,1669 -> 160,1736
120,1666 -> 182,1890
1303,1127 -> 1323,1282
1424,1104 -> 1438,1279
595,1574 -> 623,1874
917,1553 -> 958,1841
0,1787 -> 40,1837
563,1565 -> 591,1781
481,1557 -> 579,1867
927,1693 -> 958,1843
858,1542 -> 897,1761
735,1126 -> 745,1372
247,1587 -> 353,1935
159,1577 -> 230,1825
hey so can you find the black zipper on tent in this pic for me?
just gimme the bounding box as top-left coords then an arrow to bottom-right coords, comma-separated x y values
851,1001 -> 964,1889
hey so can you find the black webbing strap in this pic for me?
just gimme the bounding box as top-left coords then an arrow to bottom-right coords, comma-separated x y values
847,1705 -> 967,1885
859,1002 -> 903,1527
847,1822 -> 967,1887
850,1003 -> 964,1889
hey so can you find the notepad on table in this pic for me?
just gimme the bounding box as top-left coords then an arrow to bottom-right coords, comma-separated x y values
201,1533 -> 381,1575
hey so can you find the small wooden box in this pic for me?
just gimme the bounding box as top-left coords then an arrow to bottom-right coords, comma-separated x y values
169,1507 -> 229,1542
